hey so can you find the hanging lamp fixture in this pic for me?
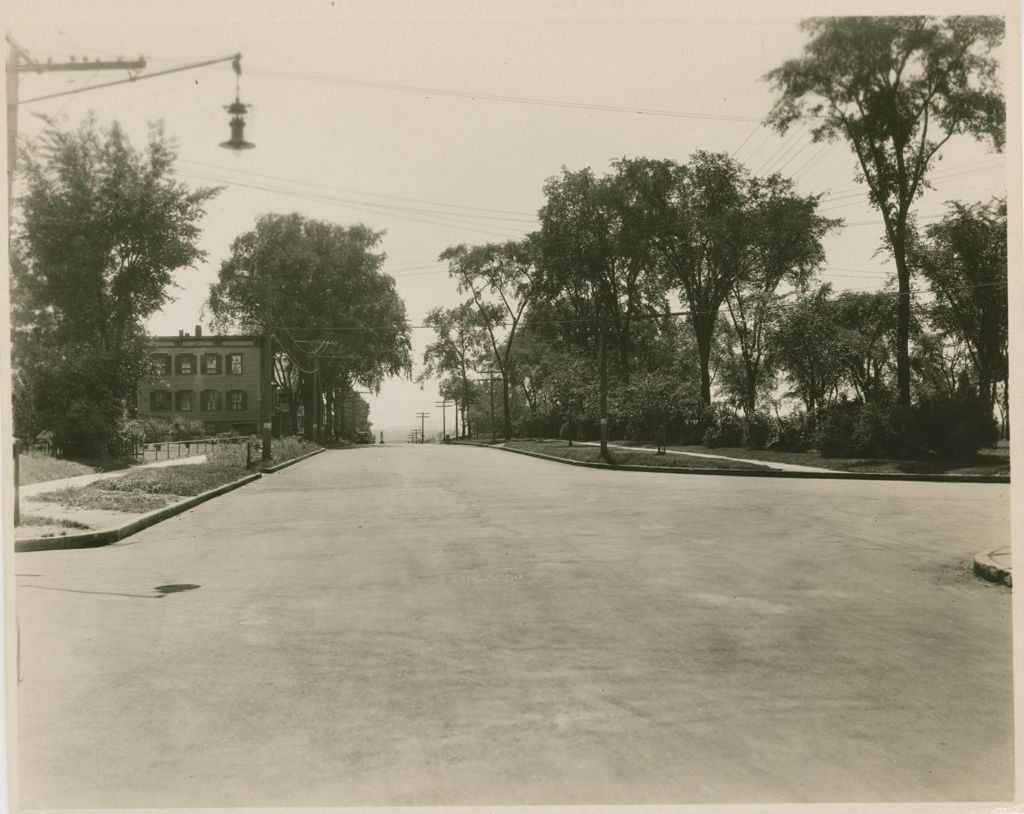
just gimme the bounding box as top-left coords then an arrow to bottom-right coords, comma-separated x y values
220,54 -> 255,152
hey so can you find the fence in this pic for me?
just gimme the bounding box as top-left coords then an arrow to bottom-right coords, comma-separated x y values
135,435 -> 255,463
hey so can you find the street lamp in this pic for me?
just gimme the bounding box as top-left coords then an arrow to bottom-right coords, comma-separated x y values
220,55 -> 254,152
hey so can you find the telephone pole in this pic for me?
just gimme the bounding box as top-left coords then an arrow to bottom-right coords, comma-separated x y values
435,399 -> 451,441
415,412 -> 430,444
6,39 -> 147,210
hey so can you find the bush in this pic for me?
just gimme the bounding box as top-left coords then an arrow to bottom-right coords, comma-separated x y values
745,412 -> 774,450
912,391 -> 998,460
814,402 -> 859,458
769,413 -> 813,452
702,406 -> 745,448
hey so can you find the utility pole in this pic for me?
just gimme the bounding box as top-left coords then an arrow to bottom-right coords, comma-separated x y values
453,398 -> 460,440
415,412 -> 430,444
260,245 -> 273,463
6,40 -> 147,211
435,399 -> 451,441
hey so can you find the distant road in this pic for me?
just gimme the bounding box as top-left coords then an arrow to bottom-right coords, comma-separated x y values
15,444 -> 1012,807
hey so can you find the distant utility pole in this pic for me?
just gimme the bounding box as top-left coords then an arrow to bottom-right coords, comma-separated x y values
435,399 -> 451,440
415,412 -> 430,444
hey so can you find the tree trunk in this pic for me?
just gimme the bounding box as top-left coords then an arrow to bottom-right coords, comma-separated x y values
892,238 -> 912,407
599,327 -> 611,463
501,371 -> 512,440
301,372 -> 315,440
696,321 -> 713,407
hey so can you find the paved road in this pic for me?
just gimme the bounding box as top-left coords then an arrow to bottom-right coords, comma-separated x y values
14,445 -> 1012,808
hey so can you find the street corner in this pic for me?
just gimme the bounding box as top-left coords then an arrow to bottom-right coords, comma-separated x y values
974,546 -> 1012,587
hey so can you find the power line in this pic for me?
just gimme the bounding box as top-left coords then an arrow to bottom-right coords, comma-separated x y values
251,68 -> 766,123
177,159 -> 538,218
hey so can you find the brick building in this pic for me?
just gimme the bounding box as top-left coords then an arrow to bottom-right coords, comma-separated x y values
135,326 -> 264,435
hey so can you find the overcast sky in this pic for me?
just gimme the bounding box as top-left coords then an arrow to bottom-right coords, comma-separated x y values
6,0 -> 1013,437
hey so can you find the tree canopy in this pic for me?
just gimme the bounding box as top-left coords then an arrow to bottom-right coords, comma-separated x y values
207,213 -> 412,393
765,15 -> 1005,405
12,117 -> 218,453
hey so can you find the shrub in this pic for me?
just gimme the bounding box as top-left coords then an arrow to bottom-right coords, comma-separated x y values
769,413 -> 813,452
745,412 -> 774,450
702,406 -> 745,448
814,402 -> 859,458
912,391 -> 998,460
847,402 -> 915,458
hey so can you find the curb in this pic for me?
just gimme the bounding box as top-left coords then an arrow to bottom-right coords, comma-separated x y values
470,442 -> 1010,484
261,446 -> 325,473
973,550 -> 1012,588
16,472 -> 263,553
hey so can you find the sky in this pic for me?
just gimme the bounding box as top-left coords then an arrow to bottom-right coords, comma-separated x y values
5,0 -> 1015,439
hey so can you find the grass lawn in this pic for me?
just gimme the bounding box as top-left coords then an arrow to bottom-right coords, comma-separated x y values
505,440 -> 772,471
614,441 -> 1010,476
17,451 -> 97,486
32,446 -> 252,515
267,436 -> 319,465
18,514 -> 91,530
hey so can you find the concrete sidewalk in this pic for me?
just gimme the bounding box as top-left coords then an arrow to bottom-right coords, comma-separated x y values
19,454 -> 208,498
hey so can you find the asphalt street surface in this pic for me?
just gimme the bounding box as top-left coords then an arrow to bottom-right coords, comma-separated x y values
13,445 -> 1013,807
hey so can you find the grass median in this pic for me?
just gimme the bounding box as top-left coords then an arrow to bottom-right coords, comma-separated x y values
33,444 -> 253,515
612,441 -> 1010,476
504,440 -> 772,471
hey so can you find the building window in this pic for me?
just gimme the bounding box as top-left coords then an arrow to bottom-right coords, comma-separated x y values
176,354 -> 196,375
152,354 -> 172,375
228,353 -> 243,375
201,390 -> 221,412
150,390 -> 171,411
202,353 -> 221,375
228,390 -> 247,411
176,391 -> 193,412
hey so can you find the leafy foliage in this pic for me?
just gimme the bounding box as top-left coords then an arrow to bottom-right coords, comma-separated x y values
766,15 -> 1006,405
12,117 -> 218,456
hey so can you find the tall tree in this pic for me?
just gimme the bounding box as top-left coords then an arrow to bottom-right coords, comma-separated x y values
12,116 -> 218,453
723,174 -> 839,414
771,284 -> 845,417
208,213 -> 411,438
536,164 -> 669,459
641,151 -> 749,406
765,15 -> 1005,405
441,238 -> 538,439
419,303 -> 490,438
911,198 -> 1007,410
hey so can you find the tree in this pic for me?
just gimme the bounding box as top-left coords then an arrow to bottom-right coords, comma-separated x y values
771,284 -> 845,417
536,163 -> 670,459
419,303 -> 490,438
441,239 -> 538,439
911,198 -> 1007,410
766,15 -> 1005,406
640,151 -> 749,406
208,213 -> 411,439
830,290 -> 901,403
12,117 -> 218,454
722,174 -> 839,414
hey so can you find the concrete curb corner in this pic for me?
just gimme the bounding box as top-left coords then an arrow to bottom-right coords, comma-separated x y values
261,447 -> 324,473
16,472 -> 263,553
973,549 -> 1012,587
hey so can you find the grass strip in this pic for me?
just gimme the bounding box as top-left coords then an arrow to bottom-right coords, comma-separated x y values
17,452 -> 96,486
505,440 -> 772,471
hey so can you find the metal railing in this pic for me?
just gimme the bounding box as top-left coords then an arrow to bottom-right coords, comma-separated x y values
135,435 -> 253,463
